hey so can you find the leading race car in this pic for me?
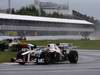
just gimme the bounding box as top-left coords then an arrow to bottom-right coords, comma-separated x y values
35,43 -> 78,64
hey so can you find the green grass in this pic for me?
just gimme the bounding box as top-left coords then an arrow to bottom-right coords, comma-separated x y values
0,51 -> 16,63
28,40 -> 100,49
0,40 -> 100,63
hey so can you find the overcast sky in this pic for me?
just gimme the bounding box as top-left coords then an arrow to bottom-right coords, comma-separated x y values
0,0 -> 100,20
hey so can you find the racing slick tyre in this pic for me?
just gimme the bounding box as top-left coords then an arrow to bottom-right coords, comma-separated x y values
35,58 -> 39,64
10,58 -> 16,62
44,53 -> 51,64
19,62 -> 25,65
68,50 -> 78,64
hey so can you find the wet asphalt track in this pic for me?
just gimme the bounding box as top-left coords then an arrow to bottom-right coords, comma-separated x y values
0,50 -> 100,75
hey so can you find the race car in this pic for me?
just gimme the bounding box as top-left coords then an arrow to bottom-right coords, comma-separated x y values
11,43 -> 37,65
34,43 -> 78,64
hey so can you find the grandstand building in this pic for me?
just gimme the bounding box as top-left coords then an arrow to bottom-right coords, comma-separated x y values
34,0 -> 72,16
0,13 -> 94,40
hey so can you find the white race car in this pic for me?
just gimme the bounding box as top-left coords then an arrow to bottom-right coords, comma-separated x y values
35,43 -> 78,64
11,43 -> 37,65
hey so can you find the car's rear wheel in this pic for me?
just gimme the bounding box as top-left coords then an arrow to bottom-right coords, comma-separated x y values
68,50 -> 78,64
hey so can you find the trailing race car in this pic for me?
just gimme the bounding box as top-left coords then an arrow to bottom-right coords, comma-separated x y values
11,43 -> 37,65
35,43 -> 78,64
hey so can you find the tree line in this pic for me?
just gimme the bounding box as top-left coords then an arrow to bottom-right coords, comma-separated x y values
10,4 -> 97,23
72,10 -> 96,23
10,5 -> 64,18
